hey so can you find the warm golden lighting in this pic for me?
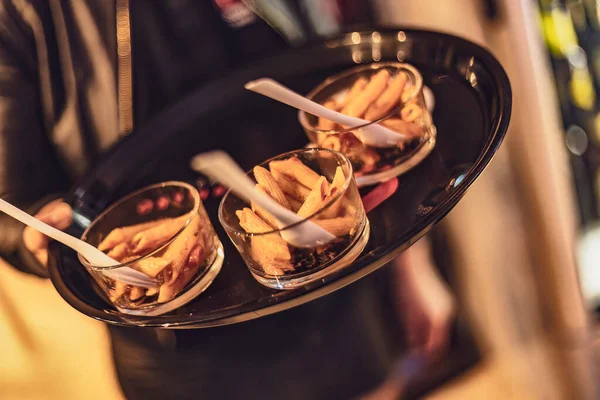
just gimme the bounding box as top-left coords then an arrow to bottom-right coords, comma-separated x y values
352,50 -> 363,63
351,32 -> 361,44
397,50 -> 406,61
372,31 -> 381,43
397,31 -> 406,42
372,49 -> 381,61
469,72 -> 478,87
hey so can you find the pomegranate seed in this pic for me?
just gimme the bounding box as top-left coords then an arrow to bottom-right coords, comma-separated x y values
156,196 -> 169,211
173,191 -> 184,205
200,188 -> 210,200
136,199 -> 154,215
212,185 -> 226,197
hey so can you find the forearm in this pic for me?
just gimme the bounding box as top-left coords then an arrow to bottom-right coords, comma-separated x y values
392,236 -> 433,274
391,235 -> 456,357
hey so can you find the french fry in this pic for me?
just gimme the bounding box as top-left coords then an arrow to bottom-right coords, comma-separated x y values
340,77 -> 368,108
236,208 -> 291,261
297,176 -> 330,218
381,118 -> 424,138
271,168 -> 311,201
145,286 -> 159,297
131,214 -> 191,253
315,217 -> 356,237
344,70 -> 390,117
253,166 -> 290,209
251,185 -> 279,229
98,219 -> 165,251
132,256 -> 172,278
400,103 -> 422,122
364,72 -> 407,121
270,157 -> 321,188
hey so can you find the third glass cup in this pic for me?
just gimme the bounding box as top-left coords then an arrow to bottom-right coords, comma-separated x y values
299,62 -> 436,187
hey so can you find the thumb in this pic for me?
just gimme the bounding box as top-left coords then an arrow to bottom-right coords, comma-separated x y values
23,202 -> 72,252
36,202 -> 73,230
23,201 -> 73,265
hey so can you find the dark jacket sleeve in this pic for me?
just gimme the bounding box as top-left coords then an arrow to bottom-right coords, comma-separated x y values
0,2 -> 70,276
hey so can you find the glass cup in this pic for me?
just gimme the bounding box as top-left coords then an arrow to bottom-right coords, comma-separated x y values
219,148 -> 370,289
79,181 -> 224,316
299,62 -> 436,187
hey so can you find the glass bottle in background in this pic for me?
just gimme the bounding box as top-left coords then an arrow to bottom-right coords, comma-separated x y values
539,0 -> 599,222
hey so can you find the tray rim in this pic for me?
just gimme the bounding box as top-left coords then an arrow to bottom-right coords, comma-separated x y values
48,27 -> 512,328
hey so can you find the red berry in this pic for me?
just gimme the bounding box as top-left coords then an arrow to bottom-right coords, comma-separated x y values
173,191 -> 184,205
156,196 -> 169,211
136,199 -> 154,215
200,188 -> 210,200
212,185 -> 226,197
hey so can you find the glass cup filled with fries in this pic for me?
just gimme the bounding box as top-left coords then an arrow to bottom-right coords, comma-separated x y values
78,181 -> 224,316
219,148 -> 370,289
299,62 -> 436,187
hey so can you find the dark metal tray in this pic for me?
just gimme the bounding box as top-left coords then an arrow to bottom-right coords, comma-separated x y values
48,29 -> 511,329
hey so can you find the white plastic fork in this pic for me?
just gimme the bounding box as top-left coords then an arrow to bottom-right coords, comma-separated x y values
0,199 -> 157,288
191,151 -> 336,248
245,78 -> 408,147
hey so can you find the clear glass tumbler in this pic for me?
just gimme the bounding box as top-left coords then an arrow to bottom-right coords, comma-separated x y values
219,148 -> 369,289
79,181 -> 224,316
299,62 -> 436,187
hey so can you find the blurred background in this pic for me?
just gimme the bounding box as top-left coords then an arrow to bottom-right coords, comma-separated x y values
1,0 -> 599,399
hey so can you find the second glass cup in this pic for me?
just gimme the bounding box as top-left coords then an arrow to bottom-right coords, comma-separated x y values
219,148 -> 370,289
299,62 -> 436,187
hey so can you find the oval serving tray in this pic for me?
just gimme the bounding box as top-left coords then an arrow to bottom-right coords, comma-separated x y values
48,28 -> 511,328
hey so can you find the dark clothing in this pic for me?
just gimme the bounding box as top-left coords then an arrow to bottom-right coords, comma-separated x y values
0,1 -> 401,398
111,272 -> 401,399
0,0 -> 286,267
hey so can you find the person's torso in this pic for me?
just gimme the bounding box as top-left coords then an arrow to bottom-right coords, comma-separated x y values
25,0 -> 287,176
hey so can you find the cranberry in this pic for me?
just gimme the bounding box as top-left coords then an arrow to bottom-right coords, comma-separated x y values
156,196 -> 169,211
200,188 -> 210,200
172,191 -> 184,205
136,199 -> 154,215
212,185 -> 226,198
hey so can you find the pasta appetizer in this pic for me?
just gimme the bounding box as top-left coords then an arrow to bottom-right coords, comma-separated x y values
219,149 -> 369,289
79,181 -> 223,313
299,63 -> 436,185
